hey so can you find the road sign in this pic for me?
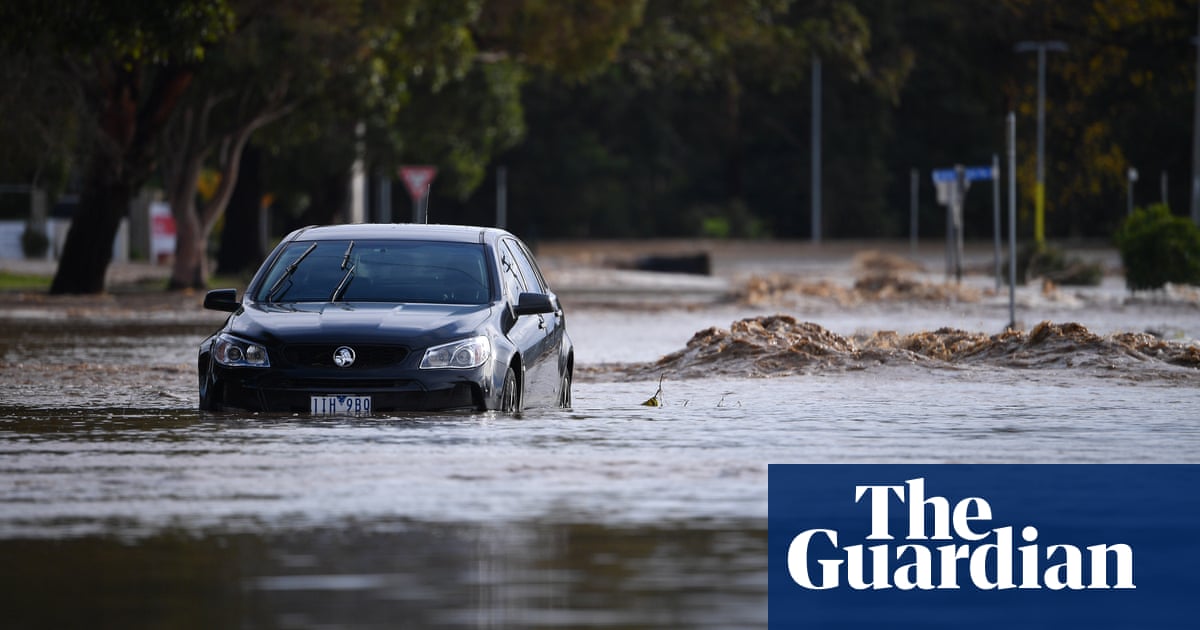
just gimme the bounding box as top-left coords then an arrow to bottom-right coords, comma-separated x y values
932,166 -> 995,183
399,166 -> 437,201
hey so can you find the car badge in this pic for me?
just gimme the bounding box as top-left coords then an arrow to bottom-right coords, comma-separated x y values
333,346 -> 356,368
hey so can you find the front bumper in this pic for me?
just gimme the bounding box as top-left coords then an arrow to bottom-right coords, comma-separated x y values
211,366 -> 491,412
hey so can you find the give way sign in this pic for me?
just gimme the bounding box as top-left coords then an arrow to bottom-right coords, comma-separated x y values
399,165 -> 437,201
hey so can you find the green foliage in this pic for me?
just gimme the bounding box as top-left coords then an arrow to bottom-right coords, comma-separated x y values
690,200 -> 769,239
0,271 -> 51,291
1013,243 -> 1104,287
1115,204 -> 1200,291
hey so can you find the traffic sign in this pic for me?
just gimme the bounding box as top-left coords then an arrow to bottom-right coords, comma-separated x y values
399,166 -> 437,201
932,166 -> 996,183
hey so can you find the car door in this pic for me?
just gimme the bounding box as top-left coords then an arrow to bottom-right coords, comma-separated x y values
509,238 -> 566,402
500,239 -> 556,406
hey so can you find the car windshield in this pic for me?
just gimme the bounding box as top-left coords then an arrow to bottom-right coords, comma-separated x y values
254,239 -> 491,305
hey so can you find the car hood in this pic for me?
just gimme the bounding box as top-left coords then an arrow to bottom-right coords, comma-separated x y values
228,302 -> 496,348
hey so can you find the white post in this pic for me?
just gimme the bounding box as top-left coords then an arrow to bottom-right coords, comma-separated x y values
1007,112 -> 1018,330
496,166 -> 508,229
992,154 -> 1002,291
350,121 -> 366,223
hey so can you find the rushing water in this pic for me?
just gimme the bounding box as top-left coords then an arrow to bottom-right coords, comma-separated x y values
2,295 -> 1199,628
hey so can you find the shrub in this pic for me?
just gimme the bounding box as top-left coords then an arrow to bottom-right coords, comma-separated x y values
21,226 -> 50,259
688,200 -> 770,239
1115,204 -> 1200,291
1010,243 -> 1104,286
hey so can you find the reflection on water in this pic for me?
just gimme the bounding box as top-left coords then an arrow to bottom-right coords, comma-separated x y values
2,312 -> 1200,628
0,524 -> 765,629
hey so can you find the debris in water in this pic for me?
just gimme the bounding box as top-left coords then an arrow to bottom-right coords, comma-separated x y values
634,315 -> 1200,379
740,273 -> 983,307
641,374 -> 665,406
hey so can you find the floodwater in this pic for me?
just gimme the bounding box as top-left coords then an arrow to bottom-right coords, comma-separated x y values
2,273 -> 1200,628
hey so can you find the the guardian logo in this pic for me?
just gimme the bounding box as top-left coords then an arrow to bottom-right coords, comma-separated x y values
787,478 -> 1135,591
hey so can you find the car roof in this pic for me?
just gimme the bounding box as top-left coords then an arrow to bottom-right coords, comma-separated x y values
288,223 -> 511,245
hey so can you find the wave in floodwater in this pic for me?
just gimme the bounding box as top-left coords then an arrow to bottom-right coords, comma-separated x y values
624,315 -> 1200,379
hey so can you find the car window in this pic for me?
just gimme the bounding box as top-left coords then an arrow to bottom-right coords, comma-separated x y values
510,239 -> 548,293
498,241 -> 527,304
254,240 -> 491,304
502,239 -> 546,296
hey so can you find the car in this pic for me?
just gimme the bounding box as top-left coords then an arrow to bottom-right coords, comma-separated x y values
198,223 -> 573,414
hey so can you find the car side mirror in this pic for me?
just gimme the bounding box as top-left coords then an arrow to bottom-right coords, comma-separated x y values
204,288 -> 240,312
513,292 -> 554,316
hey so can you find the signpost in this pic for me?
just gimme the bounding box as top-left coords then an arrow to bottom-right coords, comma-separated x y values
399,165 -> 437,223
932,164 -> 998,284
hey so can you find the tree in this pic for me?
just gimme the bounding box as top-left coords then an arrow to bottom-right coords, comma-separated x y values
0,0 -> 237,294
165,0 -> 646,288
1004,0 -> 1194,239
449,0 -> 896,239
157,1 -> 347,289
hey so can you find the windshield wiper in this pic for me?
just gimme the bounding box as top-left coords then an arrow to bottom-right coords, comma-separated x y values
331,264 -> 356,302
266,242 -> 317,302
330,240 -> 357,302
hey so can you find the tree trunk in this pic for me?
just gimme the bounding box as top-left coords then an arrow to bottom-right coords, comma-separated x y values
49,61 -> 193,294
49,162 -> 131,294
170,227 -> 208,290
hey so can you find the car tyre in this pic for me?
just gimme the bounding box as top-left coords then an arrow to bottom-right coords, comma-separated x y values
500,366 -> 521,413
558,370 -> 572,409
199,378 -> 222,412
198,358 -> 222,412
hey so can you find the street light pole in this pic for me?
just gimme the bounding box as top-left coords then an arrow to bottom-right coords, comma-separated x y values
1191,6 -> 1200,225
1127,167 -> 1138,216
1015,40 -> 1067,249
811,56 -> 822,244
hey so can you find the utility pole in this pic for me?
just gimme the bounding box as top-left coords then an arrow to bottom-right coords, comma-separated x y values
811,57 -> 822,244
1007,113 -> 1017,330
496,166 -> 508,229
1192,6 -> 1200,225
1127,167 -> 1138,216
910,168 -> 919,258
1015,40 -> 1067,248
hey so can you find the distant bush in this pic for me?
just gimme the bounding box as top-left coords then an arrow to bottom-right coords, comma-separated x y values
1115,204 -> 1200,291
21,226 -> 49,259
688,200 -> 770,239
1011,243 -> 1104,286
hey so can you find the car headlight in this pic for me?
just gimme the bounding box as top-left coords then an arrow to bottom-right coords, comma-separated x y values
213,334 -> 270,367
420,335 -> 491,369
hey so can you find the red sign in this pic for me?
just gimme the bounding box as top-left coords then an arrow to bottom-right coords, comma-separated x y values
399,166 -> 437,200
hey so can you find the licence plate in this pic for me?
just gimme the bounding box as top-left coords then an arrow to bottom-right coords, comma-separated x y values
310,395 -> 372,416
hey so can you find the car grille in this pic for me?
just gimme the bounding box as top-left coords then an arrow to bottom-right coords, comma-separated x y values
281,344 -> 410,368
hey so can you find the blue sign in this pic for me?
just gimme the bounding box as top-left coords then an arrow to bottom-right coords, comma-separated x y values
932,166 -> 995,183
769,465 -> 1200,629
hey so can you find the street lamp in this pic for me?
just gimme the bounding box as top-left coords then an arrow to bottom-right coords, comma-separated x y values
1015,40 -> 1068,248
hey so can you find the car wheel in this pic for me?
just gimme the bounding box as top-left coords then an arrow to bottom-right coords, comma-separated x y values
499,366 -> 520,413
558,370 -> 572,409
198,358 -> 222,412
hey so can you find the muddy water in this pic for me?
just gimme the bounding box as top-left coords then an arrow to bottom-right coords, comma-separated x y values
2,305 -> 1200,628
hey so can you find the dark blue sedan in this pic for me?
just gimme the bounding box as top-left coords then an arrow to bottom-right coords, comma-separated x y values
198,224 -> 572,414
